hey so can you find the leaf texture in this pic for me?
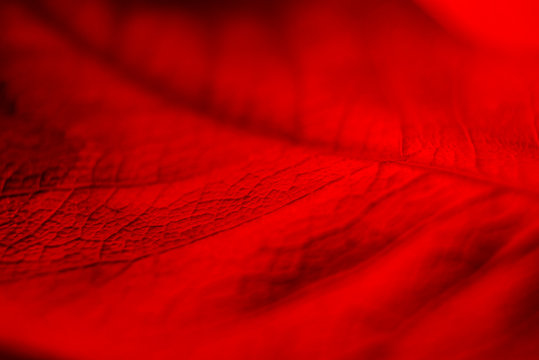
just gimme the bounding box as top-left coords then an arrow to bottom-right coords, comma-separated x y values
1,0 -> 539,359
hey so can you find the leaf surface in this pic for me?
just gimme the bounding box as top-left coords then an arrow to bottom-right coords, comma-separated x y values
1,1 -> 539,359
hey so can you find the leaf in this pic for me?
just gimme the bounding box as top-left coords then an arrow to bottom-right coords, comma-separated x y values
1,0 -> 538,359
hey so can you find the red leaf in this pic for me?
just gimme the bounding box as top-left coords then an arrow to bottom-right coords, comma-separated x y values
1,0 -> 538,359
